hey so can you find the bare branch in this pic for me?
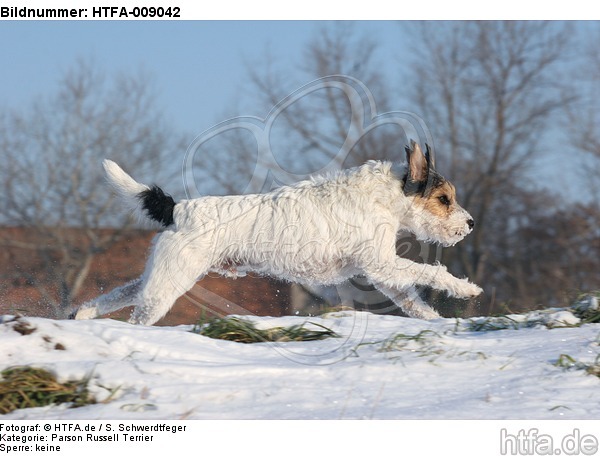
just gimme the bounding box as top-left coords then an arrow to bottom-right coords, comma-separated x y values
0,60 -> 184,317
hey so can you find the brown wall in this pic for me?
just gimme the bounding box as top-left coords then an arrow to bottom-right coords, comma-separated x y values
0,227 -> 291,326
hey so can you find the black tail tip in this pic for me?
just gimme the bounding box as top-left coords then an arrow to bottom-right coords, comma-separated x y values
138,185 -> 175,227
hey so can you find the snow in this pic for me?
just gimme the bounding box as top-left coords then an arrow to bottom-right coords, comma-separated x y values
1,308 -> 599,420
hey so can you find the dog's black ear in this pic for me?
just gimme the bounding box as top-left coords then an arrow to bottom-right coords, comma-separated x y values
425,143 -> 435,170
405,140 -> 430,183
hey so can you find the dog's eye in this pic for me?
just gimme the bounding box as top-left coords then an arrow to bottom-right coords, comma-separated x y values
438,195 -> 450,207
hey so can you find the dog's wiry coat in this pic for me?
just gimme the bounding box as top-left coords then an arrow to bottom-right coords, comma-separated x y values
74,142 -> 482,325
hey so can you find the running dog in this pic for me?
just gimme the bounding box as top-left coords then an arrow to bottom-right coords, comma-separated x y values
73,141 -> 482,325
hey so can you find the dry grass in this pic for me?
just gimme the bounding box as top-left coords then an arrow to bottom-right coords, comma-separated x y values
0,366 -> 96,414
554,354 -> 600,378
571,292 -> 600,324
466,292 -> 600,332
193,316 -> 338,343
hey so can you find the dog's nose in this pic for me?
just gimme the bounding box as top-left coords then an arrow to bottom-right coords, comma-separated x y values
467,219 -> 475,229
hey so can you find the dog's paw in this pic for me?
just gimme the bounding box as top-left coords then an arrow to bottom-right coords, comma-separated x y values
448,278 -> 483,299
420,308 -> 442,320
73,307 -> 99,320
464,282 -> 483,298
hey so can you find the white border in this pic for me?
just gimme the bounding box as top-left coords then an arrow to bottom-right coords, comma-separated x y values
1,0 -> 597,20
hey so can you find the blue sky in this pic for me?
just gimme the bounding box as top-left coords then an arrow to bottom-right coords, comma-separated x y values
0,19 -> 596,201
0,21 -> 406,135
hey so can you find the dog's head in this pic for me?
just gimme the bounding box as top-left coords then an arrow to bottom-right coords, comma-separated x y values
401,141 -> 474,247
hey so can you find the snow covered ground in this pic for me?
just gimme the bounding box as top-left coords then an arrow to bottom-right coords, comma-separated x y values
1,302 -> 599,420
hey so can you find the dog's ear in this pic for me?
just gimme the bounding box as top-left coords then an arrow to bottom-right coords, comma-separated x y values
425,143 -> 435,170
405,140 -> 430,183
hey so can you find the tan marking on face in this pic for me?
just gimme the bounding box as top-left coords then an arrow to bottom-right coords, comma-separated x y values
413,181 -> 457,218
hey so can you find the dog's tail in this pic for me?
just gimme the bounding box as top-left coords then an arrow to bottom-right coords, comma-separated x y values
103,159 -> 175,227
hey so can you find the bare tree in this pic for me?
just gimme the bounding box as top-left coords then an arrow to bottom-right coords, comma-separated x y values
405,21 -> 575,314
567,23 -> 600,205
190,24 -> 409,197
0,60 -> 184,317
485,188 -> 600,311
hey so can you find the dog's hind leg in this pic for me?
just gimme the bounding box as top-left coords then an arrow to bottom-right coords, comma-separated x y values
127,232 -> 209,325
128,269 -> 203,326
73,277 -> 143,320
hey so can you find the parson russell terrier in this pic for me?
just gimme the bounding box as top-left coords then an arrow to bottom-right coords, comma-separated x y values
73,141 -> 482,325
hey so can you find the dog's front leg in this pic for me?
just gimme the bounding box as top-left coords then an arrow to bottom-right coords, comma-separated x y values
372,283 -> 441,320
426,262 -> 483,298
365,257 -> 482,302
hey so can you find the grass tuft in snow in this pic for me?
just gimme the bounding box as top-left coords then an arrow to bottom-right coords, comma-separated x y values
353,329 -> 458,364
571,293 -> 600,324
466,315 -> 524,332
554,354 -> 600,378
464,311 -> 578,332
0,366 -> 96,414
378,330 -> 442,353
192,316 -> 338,343
465,293 -> 600,333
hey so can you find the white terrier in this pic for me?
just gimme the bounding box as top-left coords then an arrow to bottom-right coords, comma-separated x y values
74,141 -> 482,325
